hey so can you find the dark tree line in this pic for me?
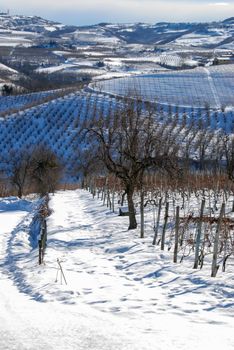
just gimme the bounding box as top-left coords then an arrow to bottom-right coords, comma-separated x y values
1,84 -> 13,96
8,145 -> 62,198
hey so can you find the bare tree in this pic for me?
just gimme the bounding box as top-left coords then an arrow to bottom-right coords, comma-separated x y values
30,146 -> 62,197
9,150 -> 32,198
74,147 -> 102,188
82,98 -> 180,230
2,84 -> 13,96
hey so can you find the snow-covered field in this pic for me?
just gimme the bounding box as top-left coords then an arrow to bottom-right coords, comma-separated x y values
0,90 -> 61,114
0,190 -> 233,349
35,54 -> 169,79
175,31 -> 231,47
0,89 -> 234,183
0,63 -> 18,74
94,65 -> 234,109
0,30 -> 36,47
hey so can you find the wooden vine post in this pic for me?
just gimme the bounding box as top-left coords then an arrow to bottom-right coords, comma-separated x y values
193,199 -> 205,269
161,202 -> 169,251
211,202 -> 225,277
140,189 -> 145,238
152,197 -> 162,245
173,206 -> 180,263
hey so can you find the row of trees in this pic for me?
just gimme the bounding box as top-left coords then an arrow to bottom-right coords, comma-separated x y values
76,94 -> 234,276
1,94 -> 234,231
78,97 -> 234,230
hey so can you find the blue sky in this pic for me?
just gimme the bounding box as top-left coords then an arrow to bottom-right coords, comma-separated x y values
1,1 -> 234,25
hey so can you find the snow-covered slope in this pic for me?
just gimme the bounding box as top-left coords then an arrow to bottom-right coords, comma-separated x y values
0,62 -> 17,73
0,14 -> 65,48
0,87 -> 233,183
0,190 -> 233,349
0,13 -> 233,89
0,14 -> 64,34
94,64 -> 234,109
102,21 -> 234,47
0,13 -> 233,48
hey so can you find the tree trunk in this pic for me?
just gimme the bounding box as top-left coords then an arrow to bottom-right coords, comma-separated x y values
121,190 -> 127,206
17,186 -> 22,199
127,187 -> 137,230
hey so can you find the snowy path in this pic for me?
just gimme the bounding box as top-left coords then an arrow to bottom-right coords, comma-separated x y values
0,192 -> 233,349
0,198 -> 155,350
203,67 -> 221,109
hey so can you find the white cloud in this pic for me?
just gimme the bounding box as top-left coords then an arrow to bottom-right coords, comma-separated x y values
209,2 -> 230,5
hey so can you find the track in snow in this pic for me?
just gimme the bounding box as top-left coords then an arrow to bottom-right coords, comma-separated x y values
0,192 -> 233,350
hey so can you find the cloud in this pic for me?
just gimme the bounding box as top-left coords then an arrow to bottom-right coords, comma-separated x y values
209,2 -> 230,5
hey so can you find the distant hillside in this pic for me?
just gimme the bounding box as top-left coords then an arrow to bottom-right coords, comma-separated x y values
0,13 -> 64,33
0,13 -> 233,93
0,13 -> 233,48
223,17 -> 234,24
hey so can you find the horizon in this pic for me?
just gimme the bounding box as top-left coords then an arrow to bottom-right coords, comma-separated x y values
1,0 -> 234,26
1,11 -> 233,26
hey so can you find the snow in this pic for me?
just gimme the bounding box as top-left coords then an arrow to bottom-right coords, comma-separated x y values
123,56 -> 161,63
94,65 -> 234,108
0,190 -> 233,349
36,65 -> 106,76
0,89 -> 233,182
220,42 -> 234,49
0,34 -> 32,47
9,30 -> 37,37
119,28 -> 134,32
68,68 -> 106,75
203,67 -> 221,108
175,32 -> 231,47
53,50 -> 73,56
73,30 -> 121,44
36,64 -> 74,74
44,26 -> 57,32
93,72 -> 133,80
0,27 -> 38,47
36,59 -> 100,74
0,63 -> 18,73
83,51 -> 107,57
0,90 -> 58,113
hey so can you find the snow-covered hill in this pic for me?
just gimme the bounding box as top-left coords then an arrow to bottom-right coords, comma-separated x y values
94,65 -> 234,109
100,20 -> 234,48
0,13 -> 233,48
0,13 -> 64,34
0,13 -> 233,89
